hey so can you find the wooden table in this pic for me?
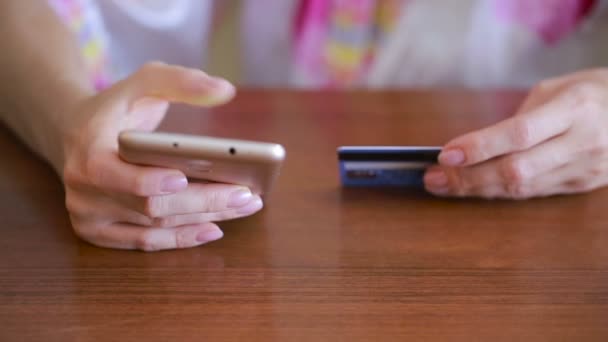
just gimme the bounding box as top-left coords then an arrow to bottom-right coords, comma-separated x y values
1,90 -> 607,341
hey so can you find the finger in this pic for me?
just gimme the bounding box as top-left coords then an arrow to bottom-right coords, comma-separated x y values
516,77 -> 571,114
429,154 -> 605,200
446,182 -> 540,200
68,186 -> 263,228
448,173 -> 569,200
87,152 -> 188,197
527,158 -> 608,196
131,183 -> 259,218
121,62 -> 236,108
72,220 -> 224,251
65,187 -> 154,226
438,93 -> 575,167
425,135 -> 574,195
151,196 -> 264,227
426,170 -> 547,200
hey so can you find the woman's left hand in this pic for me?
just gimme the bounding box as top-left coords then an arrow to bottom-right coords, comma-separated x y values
424,69 -> 608,199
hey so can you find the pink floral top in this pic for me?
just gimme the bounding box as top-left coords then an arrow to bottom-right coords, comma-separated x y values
48,0 -> 606,89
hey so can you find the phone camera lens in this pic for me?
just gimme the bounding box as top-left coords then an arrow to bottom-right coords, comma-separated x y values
229,147 -> 236,155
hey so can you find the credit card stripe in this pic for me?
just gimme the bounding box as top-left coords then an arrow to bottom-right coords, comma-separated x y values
338,150 -> 440,162
342,161 -> 433,170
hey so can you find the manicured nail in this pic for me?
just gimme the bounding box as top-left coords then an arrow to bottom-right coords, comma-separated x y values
196,228 -> 223,243
237,197 -> 263,215
194,93 -> 234,106
196,78 -> 235,105
208,76 -> 231,88
186,72 -> 234,105
425,169 -> 448,187
161,175 -> 188,193
228,188 -> 253,208
439,149 -> 465,166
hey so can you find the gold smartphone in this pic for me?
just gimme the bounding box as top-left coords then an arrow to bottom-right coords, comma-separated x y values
118,131 -> 286,194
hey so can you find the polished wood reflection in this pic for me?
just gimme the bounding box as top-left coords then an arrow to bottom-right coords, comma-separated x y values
1,90 -> 607,341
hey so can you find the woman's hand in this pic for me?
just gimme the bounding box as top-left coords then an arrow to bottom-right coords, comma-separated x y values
424,69 -> 608,199
61,62 -> 263,251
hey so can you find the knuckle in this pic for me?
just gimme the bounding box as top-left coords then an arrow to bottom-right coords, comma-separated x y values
131,171 -> 152,196
585,160 -> 608,180
500,158 -> 530,184
465,135 -> 488,163
589,163 -> 607,178
586,132 -> 608,158
199,191 -> 223,213
568,82 -> 602,115
153,216 -> 175,228
566,179 -> 594,193
143,196 -> 167,218
450,168 -> 471,192
569,82 -> 599,101
174,230 -> 191,249
135,232 -> 162,252
509,118 -> 533,149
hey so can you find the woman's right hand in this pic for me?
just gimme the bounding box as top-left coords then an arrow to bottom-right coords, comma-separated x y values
59,62 -> 263,251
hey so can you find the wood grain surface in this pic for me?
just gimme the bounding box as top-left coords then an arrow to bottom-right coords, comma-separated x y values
1,90 -> 607,341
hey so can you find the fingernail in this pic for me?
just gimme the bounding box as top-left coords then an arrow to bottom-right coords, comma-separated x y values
228,188 -> 253,208
439,149 -> 465,166
197,77 -> 235,105
161,175 -> 188,193
194,92 -> 234,106
186,73 -> 234,105
237,197 -> 263,215
196,228 -> 223,243
208,76 -> 231,88
425,170 -> 448,187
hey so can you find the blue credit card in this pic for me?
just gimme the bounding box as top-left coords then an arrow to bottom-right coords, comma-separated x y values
338,146 -> 441,187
